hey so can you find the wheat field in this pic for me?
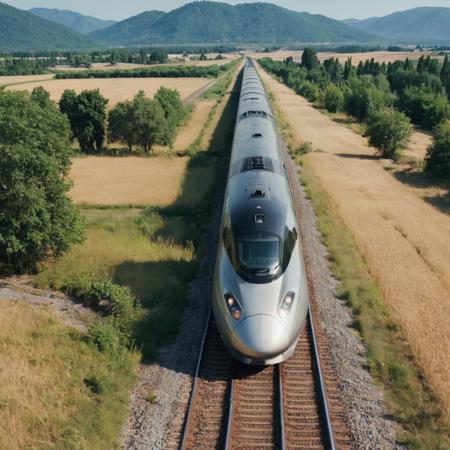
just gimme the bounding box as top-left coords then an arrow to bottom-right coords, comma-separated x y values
70,156 -> 189,206
258,65 -> 450,413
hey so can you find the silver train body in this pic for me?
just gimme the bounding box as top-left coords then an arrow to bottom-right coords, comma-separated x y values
212,60 -> 309,365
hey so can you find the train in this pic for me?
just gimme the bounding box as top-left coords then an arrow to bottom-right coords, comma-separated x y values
212,59 -> 310,365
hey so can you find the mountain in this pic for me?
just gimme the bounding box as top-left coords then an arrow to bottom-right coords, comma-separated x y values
29,8 -> 116,34
343,7 -> 450,43
0,2 -> 96,50
91,1 -> 376,45
90,10 -> 166,45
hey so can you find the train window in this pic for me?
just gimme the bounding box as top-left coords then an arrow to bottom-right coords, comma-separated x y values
282,227 -> 298,269
238,232 -> 281,273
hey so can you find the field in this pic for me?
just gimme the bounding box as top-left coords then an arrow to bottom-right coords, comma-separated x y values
247,50 -> 442,64
70,156 -> 189,206
6,77 -> 212,105
54,55 -> 238,72
169,99 -> 217,152
257,66 -> 450,415
0,301 -> 138,450
0,74 -> 53,86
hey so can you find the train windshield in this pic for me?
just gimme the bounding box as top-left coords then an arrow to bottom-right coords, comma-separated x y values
238,232 -> 281,275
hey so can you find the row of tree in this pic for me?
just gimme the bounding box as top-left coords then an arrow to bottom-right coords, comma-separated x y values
54,63 -> 230,80
260,52 -> 450,179
56,86 -> 185,154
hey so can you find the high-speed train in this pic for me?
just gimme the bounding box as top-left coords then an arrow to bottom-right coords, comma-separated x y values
212,59 -> 309,365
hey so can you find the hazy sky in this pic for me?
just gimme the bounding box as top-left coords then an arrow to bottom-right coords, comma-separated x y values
6,0 -> 450,21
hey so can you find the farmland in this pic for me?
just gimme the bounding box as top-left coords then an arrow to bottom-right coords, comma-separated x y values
247,50 -> 444,65
258,64 -> 450,429
6,77 -> 212,105
70,156 -> 189,206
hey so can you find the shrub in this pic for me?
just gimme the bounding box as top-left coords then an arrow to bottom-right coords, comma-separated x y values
299,81 -> 320,103
365,108 -> 413,159
86,280 -> 138,328
324,85 -> 344,113
344,85 -> 393,121
88,320 -> 121,353
426,120 -> 450,179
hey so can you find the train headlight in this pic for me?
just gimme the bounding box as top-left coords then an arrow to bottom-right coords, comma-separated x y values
279,292 -> 295,317
225,293 -> 243,320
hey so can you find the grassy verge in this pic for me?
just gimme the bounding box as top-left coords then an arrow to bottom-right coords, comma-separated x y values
266,81 -> 450,448
0,301 -> 138,450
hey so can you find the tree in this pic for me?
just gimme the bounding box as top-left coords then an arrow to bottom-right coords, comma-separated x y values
30,86 -> 51,107
154,87 -> 185,146
301,48 -> 319,71
107,100 -> 136,151
426,120 -> 450,179
365,108 -> 413,159
0,90 -> 85,272
344,84 -> 393,122
59,89 -> 108,152
131,91 -> 167,154
324,85 -> 344,113
149,49 -> 169,64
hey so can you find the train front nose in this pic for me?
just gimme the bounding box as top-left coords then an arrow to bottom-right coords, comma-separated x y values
231,314 -> 289,361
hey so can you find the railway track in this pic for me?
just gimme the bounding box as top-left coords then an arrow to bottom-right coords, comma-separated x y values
179,306 -> 350,449
177,61 -> 352,450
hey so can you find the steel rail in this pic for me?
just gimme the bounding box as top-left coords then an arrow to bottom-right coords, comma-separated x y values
179,309 -> 212,450
308,307 -> 337,450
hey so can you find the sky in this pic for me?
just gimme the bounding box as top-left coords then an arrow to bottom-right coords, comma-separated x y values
5,0 -> 450,21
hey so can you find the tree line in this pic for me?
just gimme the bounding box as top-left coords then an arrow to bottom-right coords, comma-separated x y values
54,63 -> 231,80
259,51 -> 450,179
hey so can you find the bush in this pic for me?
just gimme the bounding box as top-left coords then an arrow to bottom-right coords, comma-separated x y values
88,320 -> 121,353
299,81 -> 320,103
324,85 -> 344,113
426,120 -> 450,179
344,85 -> 393,121
86,280 -> 138,328
0,90 -> 85,272
365,108 -> 413,159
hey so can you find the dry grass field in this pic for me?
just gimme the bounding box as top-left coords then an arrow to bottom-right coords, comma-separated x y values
0,74 -> 53,86
248,50 -> 441,64
171,100 -> 216,151
318,51 -> 443,64
70,156 -> 189,206
7,77 -> 211,106
0,300 -> 137,450
258,65 -> 450,413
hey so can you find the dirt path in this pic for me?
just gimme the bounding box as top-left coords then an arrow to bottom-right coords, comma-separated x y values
257,65 -> 450,413
172,100 -> 216,151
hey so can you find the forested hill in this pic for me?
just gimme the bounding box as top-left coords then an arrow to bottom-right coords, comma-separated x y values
90,11 -> 166,45
343,7 -> 450,43
0,2 -> 96,50
29,8 -> 116,34
90,1 -> 376,45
